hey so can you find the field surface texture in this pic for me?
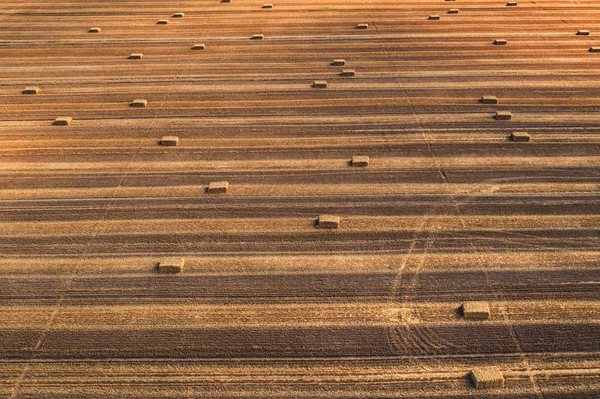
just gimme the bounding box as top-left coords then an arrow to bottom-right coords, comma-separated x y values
1,0 -> 600,398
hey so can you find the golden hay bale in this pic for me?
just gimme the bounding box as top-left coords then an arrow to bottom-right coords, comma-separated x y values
157,257 -> 185,273
331,59 -> 346,66
208,181 -> 229,193
53,116 -> 73,126
251,34 -> 265,40
495,111 -> 512,120
129,53 -> 143,59
317,214 -> 340,229
192,43 -> 206,50
173,12 -> 185,17
510,131 -> 530,142
577,30 -> 590,35
262,4 -> 273,8
494,39 -> 508,45
470,367 -> 505,389
428,15 -> 440,20
351,155 -> 369,167
340,69 -> 355,76
88,27 -> 101,33
131,99 -> 148,108
461,301 -> 491,320
589,47 -> 600,53
448,9 -> 459,14
506,1 -> 517,6
356,23 -> 368,29
160,136 -> 179,146
22,86 -> 40,95
222,0 -> 230,3
313,80 -> 328,88
481,95 -> 498,104
157,19 -> 169,24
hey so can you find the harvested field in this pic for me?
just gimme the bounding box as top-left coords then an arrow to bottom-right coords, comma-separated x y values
1,0 -> 600,398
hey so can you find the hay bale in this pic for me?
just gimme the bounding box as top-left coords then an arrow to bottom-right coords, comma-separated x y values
340,69 -> 355,77
208,181 -> 229,194
53,117 -> 72,126
470,367 -> 504,389
251,34 -> 265,40
356,23 -> 368,29
495,111 -> 512,120
160,136 -> 179,146
445,0 -> 456,1
313,80 -> 328,88
351,155 -> 369,167
262,4 -> 273,8
461,301 -> 490,320
577,30 -> 590,36
494,39 -> 508,45
157,257 -> 185,273
317,214 -> 340,229
157,19 -> 169,24
173,12 -> 185,17
88,27 -> 101,33
506,1 -> 517,5
192,43 -> 206,50
510,131 -> 530,142
331,59 -> 346,66
448,9 -> 459,14
131,99 -> 148,108
22,86 -> 40,95
480,95 -> 498,104
221,0 -> 230,2
589,47 -> 600,53
428,15 -> 440,20
129,53 -> 143,59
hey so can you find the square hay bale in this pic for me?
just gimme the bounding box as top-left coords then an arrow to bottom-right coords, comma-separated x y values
445,0 -> 456,1
481,95 -> 498,104
428,15 -> 440,20
577,30 -> 590,36
317,214 -> 340,229
251,34 -> 265,40
88,27 -> 101,33
262,4 -> 273,8
494,39 -> 508,45
22,86 -> 40,95
495,111 -> 512,120
356,23 -> 368,29
192,43 -> 206,50
506,1 -> 517,6
160,136 -> 179,146
589,47 -> 600,53
341,69 -> 355,77
173,12 -> 185,17
157,19 -> 169,24
131,99 -> 148,108
157,257 -> 185,273
351,155 -> 369,167
53,116 -> 72,126
510,131 -> 530,142
313,80 -> 328,88
331,59 -> 346,66
448,9 -> 459,14
208,181 -> 229,194
129,53 -> 143,59
461,301 -> 491,320
470,367 -> 505,389
222,0 -> 230,2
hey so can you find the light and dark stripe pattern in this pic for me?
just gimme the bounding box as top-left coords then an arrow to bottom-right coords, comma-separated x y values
1,0 -> 600,398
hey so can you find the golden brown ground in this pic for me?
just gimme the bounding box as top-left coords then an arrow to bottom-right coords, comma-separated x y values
1,0 -> 600,397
